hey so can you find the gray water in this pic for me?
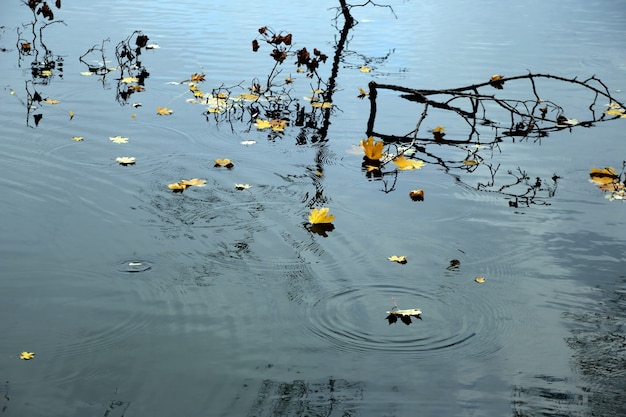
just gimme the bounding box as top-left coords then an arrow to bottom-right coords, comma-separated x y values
1,1 -> 625,416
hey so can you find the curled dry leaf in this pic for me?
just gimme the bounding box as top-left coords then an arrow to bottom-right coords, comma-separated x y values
409,189 -> 424,201
214,158 -> 234,168
116,157 -> 136,166
388,255 -> 407,264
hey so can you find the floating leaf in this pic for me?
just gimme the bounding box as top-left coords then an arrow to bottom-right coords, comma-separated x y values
116,157 -> 136,166
241,140 -> 256,145
254,119 -> 272,130
180,178 -> 206,187
388,255 -> 407,264
474,277 -> 486,283
71,136 -> 83,141
360,66 -> 371,73
109,136 -> 129,144
589,167 -> 618,185
392,154 -> 425,170
432,126 -> 445,133
235,183 -> 252,190
191,73 -> 205,82
167,182 -> 187,192
360,136 -> 384,160
409,189 -> 424,201
131,113 -> 136,119
311,101 -> 333,108
41,69 -> 52,77
490,74 -> 504,81
44,98 -> 59,104
463,159 -> 479,166
357,87 -> 369,99
156,107 -> 173,115
214,158 -> 234,168
132,103 -> 142,108
385,308 -> 422,325
146,43 -> 160,49
20,351 -> 35,360
69,110 -> 75,120
308,207 -> 335,224
285,76 -> 294,84
121,77 -> 139,83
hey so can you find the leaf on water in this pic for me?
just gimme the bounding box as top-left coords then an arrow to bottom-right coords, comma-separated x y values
131,113 -> 136,119
191,73 -> 205,82
69,110 -> 75,120
589,167 -> 618,184
80,71 -> 93,76
308,207 -> 335,224
388,255 -> 407,264
241,140 -> 256,145
41,69 -> 52,77
235,183 -> 251,190
116,157 -> 136,166
180,178 -> 207,187
285,76 -> 294,84
214,158 -> 234,168
20,351 -> 35,360
109,136 -> 129,144
121,77 -> 139,83
409,189 -> 424,201
357,87 -> 369,99
146,43 -> 160,49
167,182 -> 187,192
474,277 -> 486,283
360,136 -> 384,161
71,136 -> 83,141
156,106 -> 173,115
463,159 -> 479,166
432,126 -> 445,133
311,101 -> 333,108
236,93 -> 260,101
44,98 -> 59,104
254,118 -> 287,131
360,66 -> 371,73
392,154 -> 425,170
490,74 -> 504,81
254,119 -> 272,129
132,103 -> 142,108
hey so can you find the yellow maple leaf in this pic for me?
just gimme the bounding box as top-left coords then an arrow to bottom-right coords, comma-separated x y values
180,178 -> 207,187
309,207 -> 335,224
604,108 -> 625,116
360,136 -> 384,160
254,119 -> 272,129
109,136 -> 129,144
44,98 -> 59,104
392,154 -> 425,170
168,182 -> 187,192
20,351 -> 35,360
269,119 -> 288,131
71,136 -> 84,141
157,107 -> 173,115
214,158 -> 234,168
432,126 -> 445,133
388,255 -> 407,264
116,157 -> 136,165
121,76 -> 139,83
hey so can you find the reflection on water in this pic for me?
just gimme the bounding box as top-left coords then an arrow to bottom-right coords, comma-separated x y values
1,0 -> 625,416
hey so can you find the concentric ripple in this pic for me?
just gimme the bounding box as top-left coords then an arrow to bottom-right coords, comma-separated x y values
300,282 -> 524,360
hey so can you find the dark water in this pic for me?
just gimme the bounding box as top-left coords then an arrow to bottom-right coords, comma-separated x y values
1,1 -> 625,416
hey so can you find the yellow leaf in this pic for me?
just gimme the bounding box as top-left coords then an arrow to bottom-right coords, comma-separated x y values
285,77 -> 294,84
392,154 -> 425,170
180,178 -> 207,187
311,101 -> 333,108
463,159 -> 479,166
604,108 -> 625,116
44,98 -> 59,104
270,119 -> 288,131
237,93 -> 260,101
116,157 -> 136,165
254,119 -> 272,129
217,92 -> 229,99
71,136 -> 84,141
589,167 -> 619,185
20,351 -> 35,360
433,126 -> 445,133
69,110 -> 75,120
388,255 -> 407,264
157,107 -> 174,115
358,87 -> 369,96
360,136 -> 384,160
207,107 -> 222,113
474,277 -> 486,283
214,158 -> 234,168
490,74 -> 503,81
131,113 -> 136,119
121,76 -> 139,83
360,66 -> 371,73
235,183 -> 252,190
168,182 -> 188,191
109,136 -> 129,144
191,73 -> 206,82
309,207 -> 335,224
41,69 -> 52,77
